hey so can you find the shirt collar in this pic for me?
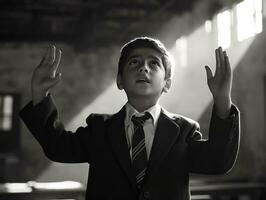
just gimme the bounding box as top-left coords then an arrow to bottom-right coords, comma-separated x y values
124,102 -> 161,126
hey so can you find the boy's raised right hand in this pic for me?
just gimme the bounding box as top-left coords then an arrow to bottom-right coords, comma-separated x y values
31,45 -> 62,106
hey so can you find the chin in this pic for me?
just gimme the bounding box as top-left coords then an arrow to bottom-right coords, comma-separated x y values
134,91 -> 160,99
126,87 -> 161,98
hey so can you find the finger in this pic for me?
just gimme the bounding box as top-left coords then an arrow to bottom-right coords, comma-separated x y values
215,48 -> 221,76
44,72 -> 62,89
205,65 -> 213,81
38,56 -> 46,68
50,48 -> 62,78
219,47 -> 225,68
219,48 -> 227,74
48,45 -> 56,66
39,46 -> 50,67
224,51 -> 232,75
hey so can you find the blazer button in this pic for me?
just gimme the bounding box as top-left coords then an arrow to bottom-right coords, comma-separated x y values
143,191 -> 150,199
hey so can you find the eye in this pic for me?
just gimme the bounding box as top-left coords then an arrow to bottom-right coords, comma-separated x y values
128,58 -> 140,66
149,60 -> 161,68
151,60 -> 159,65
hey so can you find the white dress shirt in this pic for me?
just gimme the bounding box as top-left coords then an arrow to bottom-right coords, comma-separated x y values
124,102 -> 161,160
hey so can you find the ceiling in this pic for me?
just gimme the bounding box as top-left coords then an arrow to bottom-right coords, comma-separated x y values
0,0 -> 203,48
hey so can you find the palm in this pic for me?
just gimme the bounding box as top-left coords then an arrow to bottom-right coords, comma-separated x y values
205,47 -> 232,99
31,45 -> 62,95
31,45 -> 62,105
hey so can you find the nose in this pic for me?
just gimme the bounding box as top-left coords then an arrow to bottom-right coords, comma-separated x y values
138,61 -> 149,73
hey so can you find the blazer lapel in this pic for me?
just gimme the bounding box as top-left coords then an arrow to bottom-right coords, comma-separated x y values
106,107 -> 138,194
144,110 -> 180,186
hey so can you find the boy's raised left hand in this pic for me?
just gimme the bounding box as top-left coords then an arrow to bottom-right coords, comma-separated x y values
205,47 -> 232,118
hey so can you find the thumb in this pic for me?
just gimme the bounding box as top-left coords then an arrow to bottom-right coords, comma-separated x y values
205,66 -> 213,81
44,73 -> 62,90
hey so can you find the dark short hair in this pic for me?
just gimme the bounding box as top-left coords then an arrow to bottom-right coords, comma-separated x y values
118,37 -> 173,79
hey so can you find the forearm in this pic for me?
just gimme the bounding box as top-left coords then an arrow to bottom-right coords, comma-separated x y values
20,95 -> 89,163
189,104 -> 240,174
209,104 -> 240,172
213,95 -> 232,119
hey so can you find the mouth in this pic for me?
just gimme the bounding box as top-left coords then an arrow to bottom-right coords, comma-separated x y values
136,78 -> 150,84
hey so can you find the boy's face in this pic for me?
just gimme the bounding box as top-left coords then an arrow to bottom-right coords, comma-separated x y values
117,47 -> 171,101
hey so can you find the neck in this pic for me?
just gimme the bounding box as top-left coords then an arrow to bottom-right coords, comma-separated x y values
128,96 -> 158,112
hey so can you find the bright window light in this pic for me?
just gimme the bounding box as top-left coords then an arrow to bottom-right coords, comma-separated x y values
236,0 -> 262,42
4,183 -> 32,193
3,96 -> 13,115
175,36 -> 187,68
205,20 -> 212,33
0,95 -> 13,131
31,181 -> 83,190
217,10 -> 231,49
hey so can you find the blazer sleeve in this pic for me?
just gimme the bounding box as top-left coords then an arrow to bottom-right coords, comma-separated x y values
188,104 -> 240,174
19,94 -> 95,163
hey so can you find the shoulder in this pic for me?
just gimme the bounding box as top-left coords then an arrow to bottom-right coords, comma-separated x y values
85,106 -> 126,125
162,108 -> 202,141
161,107 -> 199,128
85,113 -> 113,124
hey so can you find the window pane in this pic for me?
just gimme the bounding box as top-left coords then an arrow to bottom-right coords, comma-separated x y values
255,0 -> 263,33
3,96 -> 13,115
175,36 -> 187,68
217,10 -> 231,49
2,117 -> 12,131
205,20 -> 212,33
0,95 -> 13,131
237,0 -> 262,41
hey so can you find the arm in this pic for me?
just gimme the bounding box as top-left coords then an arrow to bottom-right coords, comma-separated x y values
188,105 -> 240,174
20,94 -> 94,163
205,47 -> 232,118
188,47 -> 240,174
20,45 -> 91,163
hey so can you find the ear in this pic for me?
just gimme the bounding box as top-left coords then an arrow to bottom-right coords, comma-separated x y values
116,74 -> 124,90
163,78 -> 171,93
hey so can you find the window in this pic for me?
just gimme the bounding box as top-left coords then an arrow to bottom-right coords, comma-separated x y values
175,36 -> 187,68
217,10 -> 231,49
205,20 -> 212,33
236,0 -> 262,42
0,95 -> 13,131
0,93 -> 20,153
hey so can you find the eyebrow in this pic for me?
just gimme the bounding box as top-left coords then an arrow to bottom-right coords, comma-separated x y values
127,55 -> 141,60
149,55 -> 161,62
127,55 -> 162,61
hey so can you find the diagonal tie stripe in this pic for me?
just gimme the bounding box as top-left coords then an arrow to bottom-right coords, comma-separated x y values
136,168 -> 146,184
131,112 -> 150,189
132,139 -> 145,156
132,141 -> 146,160
132,138 -> 145,153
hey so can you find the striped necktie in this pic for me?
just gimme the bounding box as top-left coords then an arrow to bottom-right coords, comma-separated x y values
131,112 -> 151,189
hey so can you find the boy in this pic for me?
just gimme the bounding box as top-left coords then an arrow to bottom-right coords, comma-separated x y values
20,37 -> 240,200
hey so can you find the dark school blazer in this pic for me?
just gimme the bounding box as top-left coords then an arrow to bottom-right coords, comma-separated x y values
20,95 -> 240,200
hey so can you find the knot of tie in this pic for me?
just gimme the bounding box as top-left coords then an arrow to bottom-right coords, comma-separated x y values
131,112 -> 151,127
